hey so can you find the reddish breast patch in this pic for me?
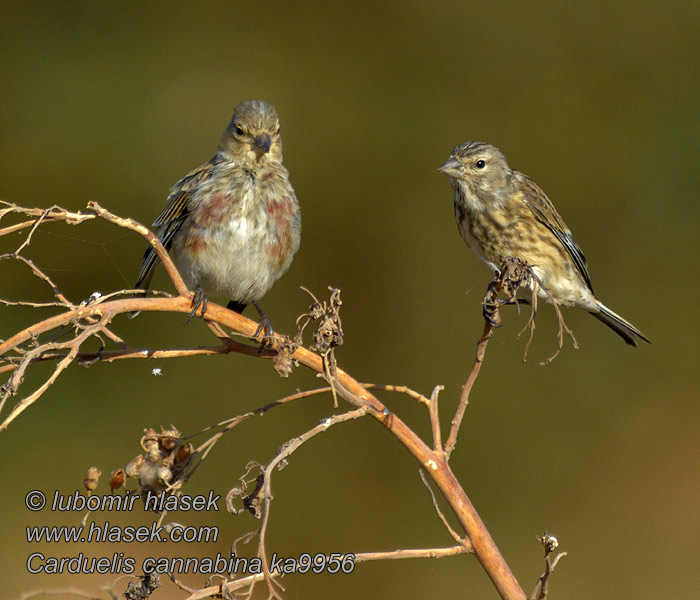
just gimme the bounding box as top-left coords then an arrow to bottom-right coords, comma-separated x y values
265,198 -> 296,267
195,192 -> 233,225
266,198 -> 294,223
184,236 -> 208,255
182,222 -> 210,255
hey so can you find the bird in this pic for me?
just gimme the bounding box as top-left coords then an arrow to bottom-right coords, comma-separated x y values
438,141 -> 649,347
133,100 -> 301,345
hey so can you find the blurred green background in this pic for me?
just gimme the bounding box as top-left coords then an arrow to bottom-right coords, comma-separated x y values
1,2 -> 698,599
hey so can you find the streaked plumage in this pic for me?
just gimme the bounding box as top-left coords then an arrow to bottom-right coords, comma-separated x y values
439,141 -> 649,347
135,99 -> 300,326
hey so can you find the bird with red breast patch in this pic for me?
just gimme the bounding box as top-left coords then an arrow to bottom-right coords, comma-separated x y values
134,100 -> 301,345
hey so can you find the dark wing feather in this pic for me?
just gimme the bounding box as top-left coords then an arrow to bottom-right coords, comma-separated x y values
518,173 -> 594,293
134,157 -> 218,291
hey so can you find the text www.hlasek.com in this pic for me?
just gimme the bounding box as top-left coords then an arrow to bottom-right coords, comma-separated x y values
26,521 -> 217,543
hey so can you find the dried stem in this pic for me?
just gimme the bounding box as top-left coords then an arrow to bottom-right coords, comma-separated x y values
419,468 -> 471,547
444,320 -> 492,459
255,408 -> 369,598
427,385 -> 445,451
181,572 -> 270,600
354,545 -> 468,562
1,203 -> 527,600
527,271 -> 578,365
11,590 -> 102,600
529,533 -> 567,600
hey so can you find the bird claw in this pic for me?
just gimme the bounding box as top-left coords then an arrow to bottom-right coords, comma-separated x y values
482,279 -> 503,327
483,301 -> 503,327
505,297 -> 530,306
254,317 -> 275,352
252,301 -> 275,352
482,270 -> 531,327
186,286 -> 208,323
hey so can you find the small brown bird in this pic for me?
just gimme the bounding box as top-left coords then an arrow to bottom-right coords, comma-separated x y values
134,100 -> 301,340
439,142 -> 649,346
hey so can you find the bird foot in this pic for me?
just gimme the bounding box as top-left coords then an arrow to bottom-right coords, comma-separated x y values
186,286 -> 208,322
482,301 -> 503,327
482,280 -> 503,327
482,272 -> 531,327
252,301 -> 275,352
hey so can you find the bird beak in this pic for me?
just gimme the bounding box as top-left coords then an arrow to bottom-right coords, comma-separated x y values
438,157 -> 463,177
253,134 -> 271,154
438,157 -> 462,178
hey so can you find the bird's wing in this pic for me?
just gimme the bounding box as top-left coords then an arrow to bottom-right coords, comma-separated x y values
134,157 -> 218,291
518,173 -> 594,293
152,158 -> 218,228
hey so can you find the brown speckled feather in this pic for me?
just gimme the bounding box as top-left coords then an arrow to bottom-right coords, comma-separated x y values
134,158 -> 218,290
516,172 -> 593,293
439,140 -> 649,346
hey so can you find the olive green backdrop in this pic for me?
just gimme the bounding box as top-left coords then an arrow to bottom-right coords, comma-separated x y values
1,2 -> 698,599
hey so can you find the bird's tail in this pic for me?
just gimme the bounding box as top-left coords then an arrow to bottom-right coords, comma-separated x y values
589,302 -> 650,347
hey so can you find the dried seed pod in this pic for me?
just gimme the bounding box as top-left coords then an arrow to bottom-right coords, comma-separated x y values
109,469 -> 127,490
125,455 -> 145,478
83,466 -> 101,492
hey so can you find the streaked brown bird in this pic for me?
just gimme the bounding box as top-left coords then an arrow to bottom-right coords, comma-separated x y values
439,141 -> 649,346
134,100 -> 301,341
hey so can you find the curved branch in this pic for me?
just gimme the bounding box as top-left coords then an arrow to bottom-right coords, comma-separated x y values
1,296 -> 525,600
0,202 -> 526,600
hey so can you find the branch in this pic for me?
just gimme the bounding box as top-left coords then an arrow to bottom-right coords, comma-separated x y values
529,533 -> 567,600
354,545 -> 468,562
1,203 -> 527,600
256,408 -> 369,598
181,572 -> 270,600
419,468 -> 471,547
445,321 -> 492,459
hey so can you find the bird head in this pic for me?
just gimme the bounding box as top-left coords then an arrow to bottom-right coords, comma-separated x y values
439,142 -> 511,209
220,99 -> 282,162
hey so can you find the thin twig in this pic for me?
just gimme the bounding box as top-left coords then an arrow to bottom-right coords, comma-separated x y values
1,315 -> 111,427
364,383 -> 431,403
12,588 -> 106,600
444,320 -> 492,459
1,202 -> 528,600
86,201 -> 189,297
0,344 -> 236,375
427,385 -> 444,452
189,386 -> 338,467
0,254 -> 73,305
255,407 -> 369,599
354,545 -> 469,562
419,468 -> 472,548
529,533 -> 567,600
180,546 -> 468,600
182,572 -> 270,600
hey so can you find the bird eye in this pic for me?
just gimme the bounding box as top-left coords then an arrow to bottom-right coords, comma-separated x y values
234,125 -> 244,136
476,159 -> 486,169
